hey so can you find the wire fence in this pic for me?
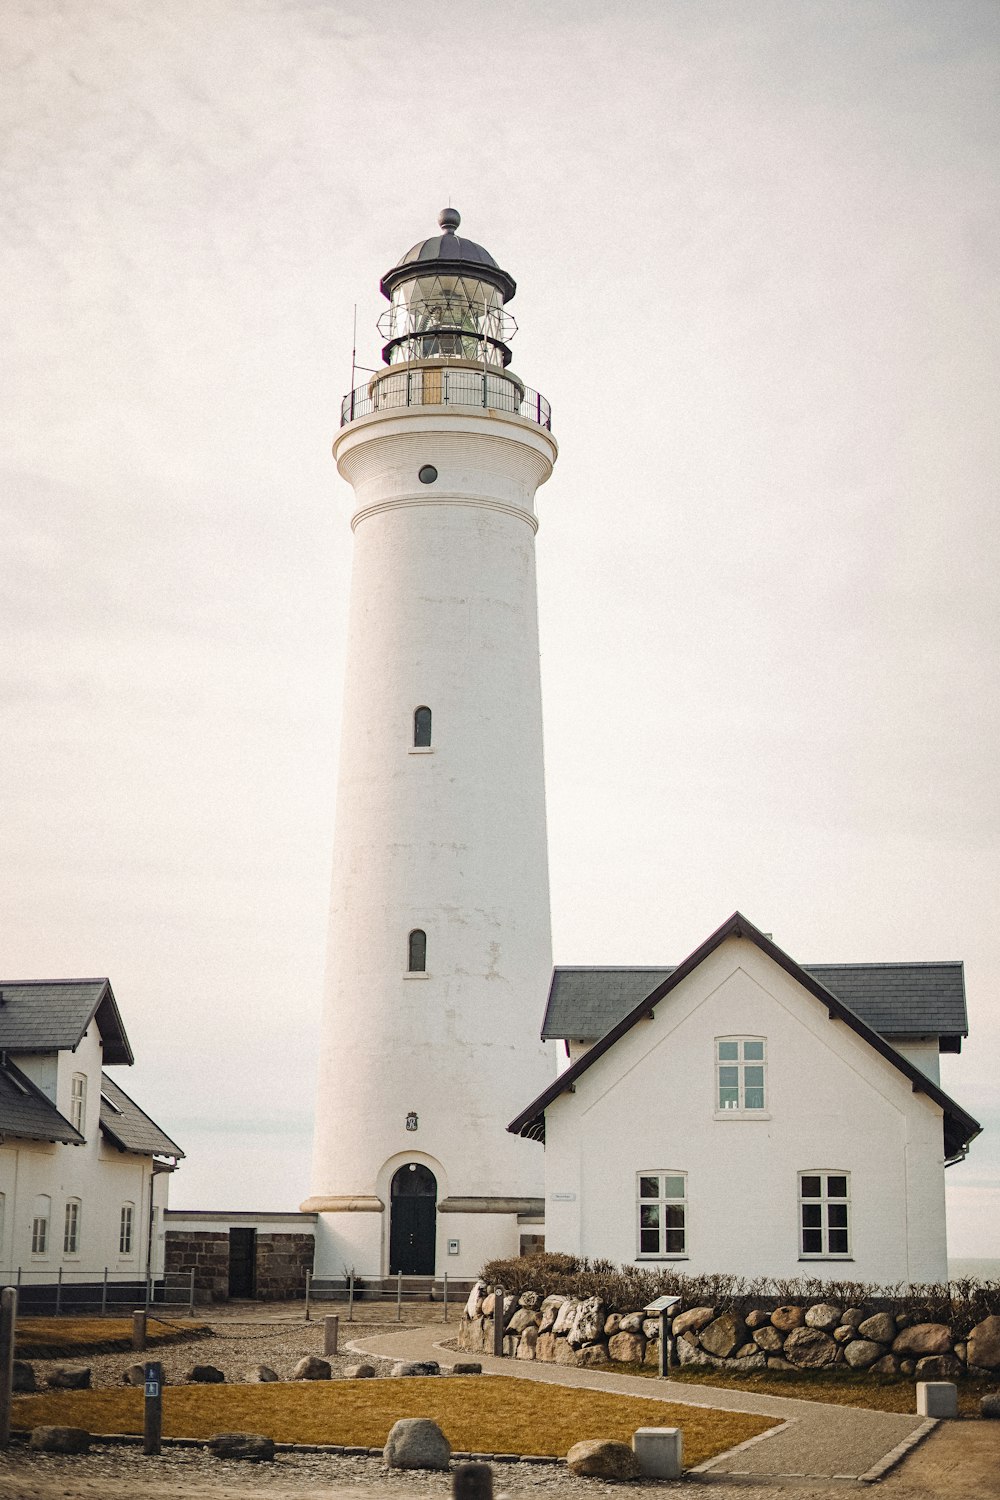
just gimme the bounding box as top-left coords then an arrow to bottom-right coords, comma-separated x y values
304,1270 -> 473,1324
0,1268 -> 196,1318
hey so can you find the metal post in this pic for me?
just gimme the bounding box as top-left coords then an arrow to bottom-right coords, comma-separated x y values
189,1267 -> 195,1318
304,1268 -> 311,1322
55,1266 -> 62,1317
132,1310 -> 147,1351
443,1272 -> 448,1323
143,1359 -> 162,1456
348,1272 -> 354,1322
145,1270 -> 152,1312
492,1287 -> 504,1358
0,1286 -> 17,1449
453,1461 -> 493,1500
101,1267 -> 108,1317
659,1308 -> 674,1376
396,1269 -> 402,1322
324,1315 -> 339,1356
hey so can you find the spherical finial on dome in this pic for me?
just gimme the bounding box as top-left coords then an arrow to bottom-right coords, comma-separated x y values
438,206 -> 461,234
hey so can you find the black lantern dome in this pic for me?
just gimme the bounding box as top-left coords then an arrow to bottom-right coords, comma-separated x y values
377,209 -> 517,368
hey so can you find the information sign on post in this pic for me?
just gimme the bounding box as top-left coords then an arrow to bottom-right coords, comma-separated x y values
143,1359 -> 163,1456
644,1296 -> 682,1377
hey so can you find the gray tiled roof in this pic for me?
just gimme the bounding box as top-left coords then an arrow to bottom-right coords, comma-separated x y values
0,980 -> 133,1065
0,1058 -> 84,1145
542,962 -> 967,1044
100,1074 -> 184,1160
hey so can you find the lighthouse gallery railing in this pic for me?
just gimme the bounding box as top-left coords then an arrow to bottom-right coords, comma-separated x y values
340,368 -> 551,430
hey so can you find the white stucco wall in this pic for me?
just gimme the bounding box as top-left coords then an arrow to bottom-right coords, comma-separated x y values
0,1030 -> 173,1283
542,937 -> 949,1283
309,404 -> 558,1279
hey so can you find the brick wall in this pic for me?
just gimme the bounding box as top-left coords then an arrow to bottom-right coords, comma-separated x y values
164,1231 -> 229,1302
255,1232 -> 313,1300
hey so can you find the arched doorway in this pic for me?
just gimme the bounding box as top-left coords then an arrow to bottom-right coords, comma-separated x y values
389,1163 -> 437,1275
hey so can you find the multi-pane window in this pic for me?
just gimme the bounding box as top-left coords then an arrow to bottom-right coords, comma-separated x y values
70,1072 -> 87,1133
413,706 -> 432,748
799,1172 -> 850,1256
63,1199 -> 81,1254
637,1172 -> 686,1256
119,1202 -> 135,1256
31,1195 -> 50,1255
716,1038 -> 766,1111
408,929 -> 427,973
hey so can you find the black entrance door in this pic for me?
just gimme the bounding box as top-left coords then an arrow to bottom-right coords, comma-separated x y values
389,1163 -> 436,1275
228,1227 -> 256,1298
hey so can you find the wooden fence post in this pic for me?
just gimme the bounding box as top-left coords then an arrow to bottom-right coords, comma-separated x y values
132,1310 -> 147,1351
0,1287 -> 17,1449
324,1315 -> 339,1356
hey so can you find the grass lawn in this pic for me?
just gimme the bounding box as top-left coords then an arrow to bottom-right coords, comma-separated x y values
16,1317 -> 209,1358
11,1375 -> 777,1466
611,1361 -> 995,1416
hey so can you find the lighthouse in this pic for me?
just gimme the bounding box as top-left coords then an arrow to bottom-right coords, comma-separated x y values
304,210 -> 558,1281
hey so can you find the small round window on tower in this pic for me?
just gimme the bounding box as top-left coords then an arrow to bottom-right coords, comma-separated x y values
418,465 -> 438,485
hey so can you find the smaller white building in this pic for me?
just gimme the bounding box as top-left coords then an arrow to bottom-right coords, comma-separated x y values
0,979 -> 183,1300
508,913 -> 980,1284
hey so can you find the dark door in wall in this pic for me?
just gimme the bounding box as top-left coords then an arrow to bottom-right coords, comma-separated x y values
389,1164 -> 436,1275
228,1228 -> 257,1298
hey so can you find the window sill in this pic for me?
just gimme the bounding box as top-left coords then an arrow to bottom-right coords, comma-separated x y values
408,747 -> 434,755
714,1111 -> 771,1121
403,972 -> 430,980
799,1256 -> 853,1262
637,1255 -> 689,1261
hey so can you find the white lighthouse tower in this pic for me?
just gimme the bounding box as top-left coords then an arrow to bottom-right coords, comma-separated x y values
304,210 -> 557,1281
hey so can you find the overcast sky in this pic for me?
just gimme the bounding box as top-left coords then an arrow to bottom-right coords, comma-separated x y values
3,0 -> 997,1262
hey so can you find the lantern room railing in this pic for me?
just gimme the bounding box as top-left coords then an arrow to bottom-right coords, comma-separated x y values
340,368 -> 551,430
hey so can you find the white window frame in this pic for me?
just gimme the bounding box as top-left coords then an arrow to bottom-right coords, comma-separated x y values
119,1202 -> 135,1257
31,1195 -> 51,1256
715,1037 -> 767,1115
63,1198 -> 81,1255
799,1171 -> 851,1259
70,1072 -> 87,1133
636,1171 -> 687,1259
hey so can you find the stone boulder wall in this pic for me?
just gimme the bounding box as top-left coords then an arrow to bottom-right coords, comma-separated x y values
457,1284 -> 995,1377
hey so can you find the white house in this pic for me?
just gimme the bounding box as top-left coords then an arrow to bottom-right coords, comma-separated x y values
508,913 -> 980,1283
0,978 -> 183,1302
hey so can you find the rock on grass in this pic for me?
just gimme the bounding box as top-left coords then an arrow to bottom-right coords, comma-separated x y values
383,1416 -> 451,1470
567,1438 -> 642,1479
207,1432 -> 276,1461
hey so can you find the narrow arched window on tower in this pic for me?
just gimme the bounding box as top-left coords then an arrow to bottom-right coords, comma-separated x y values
413,706 -> 432,748
408,929 -> 427,973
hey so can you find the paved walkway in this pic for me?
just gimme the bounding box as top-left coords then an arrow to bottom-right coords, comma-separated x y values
349,1325 -> 934,1483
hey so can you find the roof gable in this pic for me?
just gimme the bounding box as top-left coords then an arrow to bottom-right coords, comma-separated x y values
0,1056 -> 84,1145
512,912 -> 980,1160
0,980 -> 133,1065
100,1074 -> 184,1160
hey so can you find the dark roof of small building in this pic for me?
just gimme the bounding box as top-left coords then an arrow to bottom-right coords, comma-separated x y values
542,961 -> 968,1048
100,1074 -> 184,1160
0,1057 -> 84,1145
513,913 -> 980,1161
0,980 -> 133,1066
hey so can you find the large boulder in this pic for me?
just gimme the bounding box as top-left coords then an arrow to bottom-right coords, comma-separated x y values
915,1355 -> 963,1382
672,1306 -> 715,1338
858,1312 -> 896,1344
538,1295 -> 568,1333
515,1326 -> 538,1360
207,1433 -> 275,1462
567,1296 -> 605,1347
871,1354 -> 901,1376
383,1417 -> 451,1471
574,1344 -> 611,1368
292,1357 -> 330,1381
968,1316 -> 1000,1370
507,1308 -> 539,1334
535,1332 -> 557,1362
677,1334 -> 714,1368
44,1365 -> 91,1389
783,1327 -> 837,1368
248,1365 -> 279,1382
980,1392 -> 1000,1419
29,1426 -> 91,1454
12,1361 -> 35,1393
344,1364 -> 376,1378
770,1306 -> 805,1333
745,1309 -> 771,1329
619,1312 -> 646,1334
567,1439 -> 642,1480
390,1360 -> 440,1377
843,1339 -> 884,1369
891,1324 -> 952,1358
841,1307 -> 866,1329
518,1290 -> 540,1309
752,1326 -> 783,1352
552,1298 -> 578,1337
451,1362 -> 481,1375
608,1331 -> 645,1365
465,1280 -> 487,1319
700,1313 -> 746,1358
642,1319 -> 660,1340
186,1364 -> 225,1384
805,1303 -> 842,1331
